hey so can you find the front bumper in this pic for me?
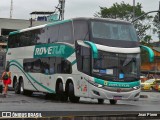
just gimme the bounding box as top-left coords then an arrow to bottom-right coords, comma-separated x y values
88,83 -> 140,100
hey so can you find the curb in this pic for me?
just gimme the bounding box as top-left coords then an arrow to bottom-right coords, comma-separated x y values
140,95 -> 148,98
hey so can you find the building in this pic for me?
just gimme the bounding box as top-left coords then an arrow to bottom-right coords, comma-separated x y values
0,18 -> 50,36
141,46 -> 160,78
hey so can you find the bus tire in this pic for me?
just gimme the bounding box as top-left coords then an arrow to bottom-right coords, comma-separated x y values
56,82 -> 68,102
68,82 -> 80,103
20,80 -> 32,96
98,99 -> 104,104
109,99 -> 117,105
20,80 -> 25,95
24,90 -> 33,96
14,81 -> 20,94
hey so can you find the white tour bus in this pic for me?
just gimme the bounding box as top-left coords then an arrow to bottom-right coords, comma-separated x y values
6,17 -> 154,104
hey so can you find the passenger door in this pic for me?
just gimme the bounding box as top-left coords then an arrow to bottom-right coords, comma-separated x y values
75,40 -> 91,97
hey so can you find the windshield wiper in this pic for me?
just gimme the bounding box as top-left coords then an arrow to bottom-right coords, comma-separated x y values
123,55 -> 134,66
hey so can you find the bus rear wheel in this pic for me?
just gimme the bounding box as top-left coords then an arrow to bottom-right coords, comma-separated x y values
20,80 -> 33,96
109,99 -> 117,105
14,81 -> 20,94
68,82 -> 80,103
56,82 -> 68,102
20,80 -> 24,95
98,99 -> 104,104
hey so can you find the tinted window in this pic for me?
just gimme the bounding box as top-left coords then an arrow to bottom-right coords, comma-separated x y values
58,22 -> 74,44
23,59 -> 41,73
8,34 -> 20,48
19,31 -> 32,47
23,57 -> 72,74
73,20 -> 89,41
91,21 -> 137,41
46,25 -> 59,43
76,45 -> 91,74
8,28 -> 47,48
36,28 -> 46,44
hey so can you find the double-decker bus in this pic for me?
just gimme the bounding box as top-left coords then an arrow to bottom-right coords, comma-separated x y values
7,17 -> 154,104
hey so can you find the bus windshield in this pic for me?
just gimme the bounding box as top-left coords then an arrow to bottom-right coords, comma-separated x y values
93,51 -> 140,81
91,21 -> 138,42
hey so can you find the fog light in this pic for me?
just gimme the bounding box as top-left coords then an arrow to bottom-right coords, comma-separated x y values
133,86 -> 140,90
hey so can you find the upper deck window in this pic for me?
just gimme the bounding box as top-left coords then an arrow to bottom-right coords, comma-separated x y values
91,21 -> 137,42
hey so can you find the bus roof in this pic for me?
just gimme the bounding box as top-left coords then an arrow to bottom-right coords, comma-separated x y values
9,17 -> 131,36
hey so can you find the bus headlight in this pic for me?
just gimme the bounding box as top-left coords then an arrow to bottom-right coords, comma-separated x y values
88,80 -> 101,87
133,86 -> 140,90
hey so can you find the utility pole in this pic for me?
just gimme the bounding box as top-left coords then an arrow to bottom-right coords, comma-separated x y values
59,0 -> 65,20
158,1 -> 160,41
10,0 -> 13,19
133,0 -> 135,21
159,1 -> 160,21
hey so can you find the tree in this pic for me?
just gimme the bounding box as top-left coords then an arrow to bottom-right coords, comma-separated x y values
153,13 -> 160,41
94,1 -> 152,41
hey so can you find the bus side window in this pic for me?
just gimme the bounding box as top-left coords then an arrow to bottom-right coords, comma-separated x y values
76,45 -> 91,75
58,22 -> 74,44
73,20 -> 89,41
61,60 -> 72,74
40,58 -> 50,74
47,25 -> 59,43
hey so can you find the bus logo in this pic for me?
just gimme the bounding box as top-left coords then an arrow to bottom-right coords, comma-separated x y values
34,44 -> 74,58
104,81 -> 108,85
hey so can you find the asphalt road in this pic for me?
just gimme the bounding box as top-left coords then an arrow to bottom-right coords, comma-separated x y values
0,91 -> 160,117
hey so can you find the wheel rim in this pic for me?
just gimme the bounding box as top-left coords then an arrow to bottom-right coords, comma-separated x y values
20,82 -> 24,93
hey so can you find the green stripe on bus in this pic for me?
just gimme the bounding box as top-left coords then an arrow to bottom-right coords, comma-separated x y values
46,19 -> 72,27
71,60 -> 77,65
140,45 -> 154,62
94,78 -> 140,88
9,63 -> 38,91
9,60 -> 55,93
9,30 -> 20,35
84,41 -> 98,58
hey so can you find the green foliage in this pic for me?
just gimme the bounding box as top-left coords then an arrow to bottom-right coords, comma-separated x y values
143,35 -> 152,43
95,1 -> 152,41
153,13 -> 160,41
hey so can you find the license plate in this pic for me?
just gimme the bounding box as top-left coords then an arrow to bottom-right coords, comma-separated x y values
113,96 -> 122,100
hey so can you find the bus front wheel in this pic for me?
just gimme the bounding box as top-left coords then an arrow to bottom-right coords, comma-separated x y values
109,99 -> 117,105
68,82 -> 80,103
98,99 -> 104,104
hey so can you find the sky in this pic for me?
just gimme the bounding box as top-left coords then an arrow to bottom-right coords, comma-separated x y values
0,0 -> 159,20
0,0 -> 159,39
